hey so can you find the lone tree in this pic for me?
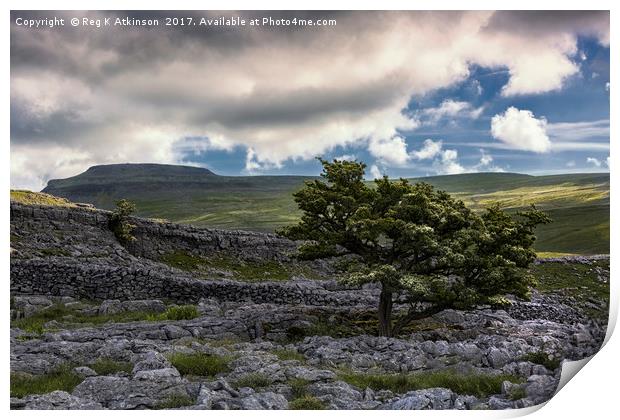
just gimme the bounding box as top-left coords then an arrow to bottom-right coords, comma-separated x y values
109,199 -> 137,244
278,159 -> 550,337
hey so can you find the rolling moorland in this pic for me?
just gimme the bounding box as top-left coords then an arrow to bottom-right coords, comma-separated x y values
39,163 -> 609,255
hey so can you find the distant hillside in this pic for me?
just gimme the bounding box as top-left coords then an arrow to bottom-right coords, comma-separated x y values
42,164 -> 609,254
43,163 -> 316,231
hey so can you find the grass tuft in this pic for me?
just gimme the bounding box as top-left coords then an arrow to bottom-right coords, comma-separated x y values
154,394 -> 195,409
166,352 -> 231,377
10,365 -> 83,398
232,373 -> 273,389
90,358 -> 133,375
338,369 -> 523,398
289,395 -> 326,410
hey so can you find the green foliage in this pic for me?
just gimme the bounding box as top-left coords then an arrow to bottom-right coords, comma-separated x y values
158,305 -> 199,321
232,373 -> 273,389
90,358 -> 133,375
109,199 -> 137,244
155,394 -> 195,409
289,395 -> 326,410
270,348 -> 306,362
166,353 -> 231,377
279,158 -> 551,336
10,365 -> 83,398
521,352 -> 561,371
338,370 -> 523,398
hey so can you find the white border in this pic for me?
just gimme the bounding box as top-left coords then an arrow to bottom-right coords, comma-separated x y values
2,2 -> 616,419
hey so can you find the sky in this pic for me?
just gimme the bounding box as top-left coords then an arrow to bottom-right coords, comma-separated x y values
10,10 -> 610,190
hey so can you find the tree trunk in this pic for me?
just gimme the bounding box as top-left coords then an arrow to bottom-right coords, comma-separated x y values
378,286 -> 393,337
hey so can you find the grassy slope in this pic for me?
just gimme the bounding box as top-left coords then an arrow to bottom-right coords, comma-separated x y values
39,166 -> 609,254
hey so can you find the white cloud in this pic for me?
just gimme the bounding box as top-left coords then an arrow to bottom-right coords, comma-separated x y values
433,149 -> 466,175
473,149 -> 505,172
334,154 -> 356,161
606,156 -> 610,168
491,107 -> 551,153
591,72 -> 599,79
586,157 -> 602,167
547,119 -> 609,141
420,100 -> 484,124
606,82 -> 610,91
368,136 -> 410,166
411,139 -> 443,160
566,160 -> 576,168
369,164 -> 383,180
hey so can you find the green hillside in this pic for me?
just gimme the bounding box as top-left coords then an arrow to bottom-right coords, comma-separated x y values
41,164 -> 609,255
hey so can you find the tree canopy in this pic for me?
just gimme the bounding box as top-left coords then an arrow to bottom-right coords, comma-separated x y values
278,158 -> 551,336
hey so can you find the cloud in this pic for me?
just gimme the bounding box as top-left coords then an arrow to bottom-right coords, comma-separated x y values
369,164 -> 383,179
491,107 -> 551,153
473,149 -> 505,172
334,154 -> 356,161
566,160 -> 576,168
10,10 -> 609,189
586,157 -> 601,167
420,100 -> 484,124
368,136 -> 411,166
606,82 -> 610,91
411,139 -> 443,160
433,149 -> 466,175
410,141 -> 503,175
547,119 -> 609,141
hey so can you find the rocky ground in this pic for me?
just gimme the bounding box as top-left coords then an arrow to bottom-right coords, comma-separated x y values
9,202 -> 610,410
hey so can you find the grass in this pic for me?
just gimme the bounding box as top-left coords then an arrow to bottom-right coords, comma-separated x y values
10,365 -> 83,398
288,378 -> 311,399
521,352 -> 561,371
232,373 -> 273,389
289,395 -> 326,410
155,394 -> 195,409
338,369 -> 524,398
153,305 -> 199,321
90,358 -> 133,375
11,302 -> 198,335
160,250 -> 310,281
529,260 -> 609,320
536,252 -> 578,258
10,190 -> 76,207
286,378 -> 326,410
166,352 -> 231,377
271,348 -> 306,362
